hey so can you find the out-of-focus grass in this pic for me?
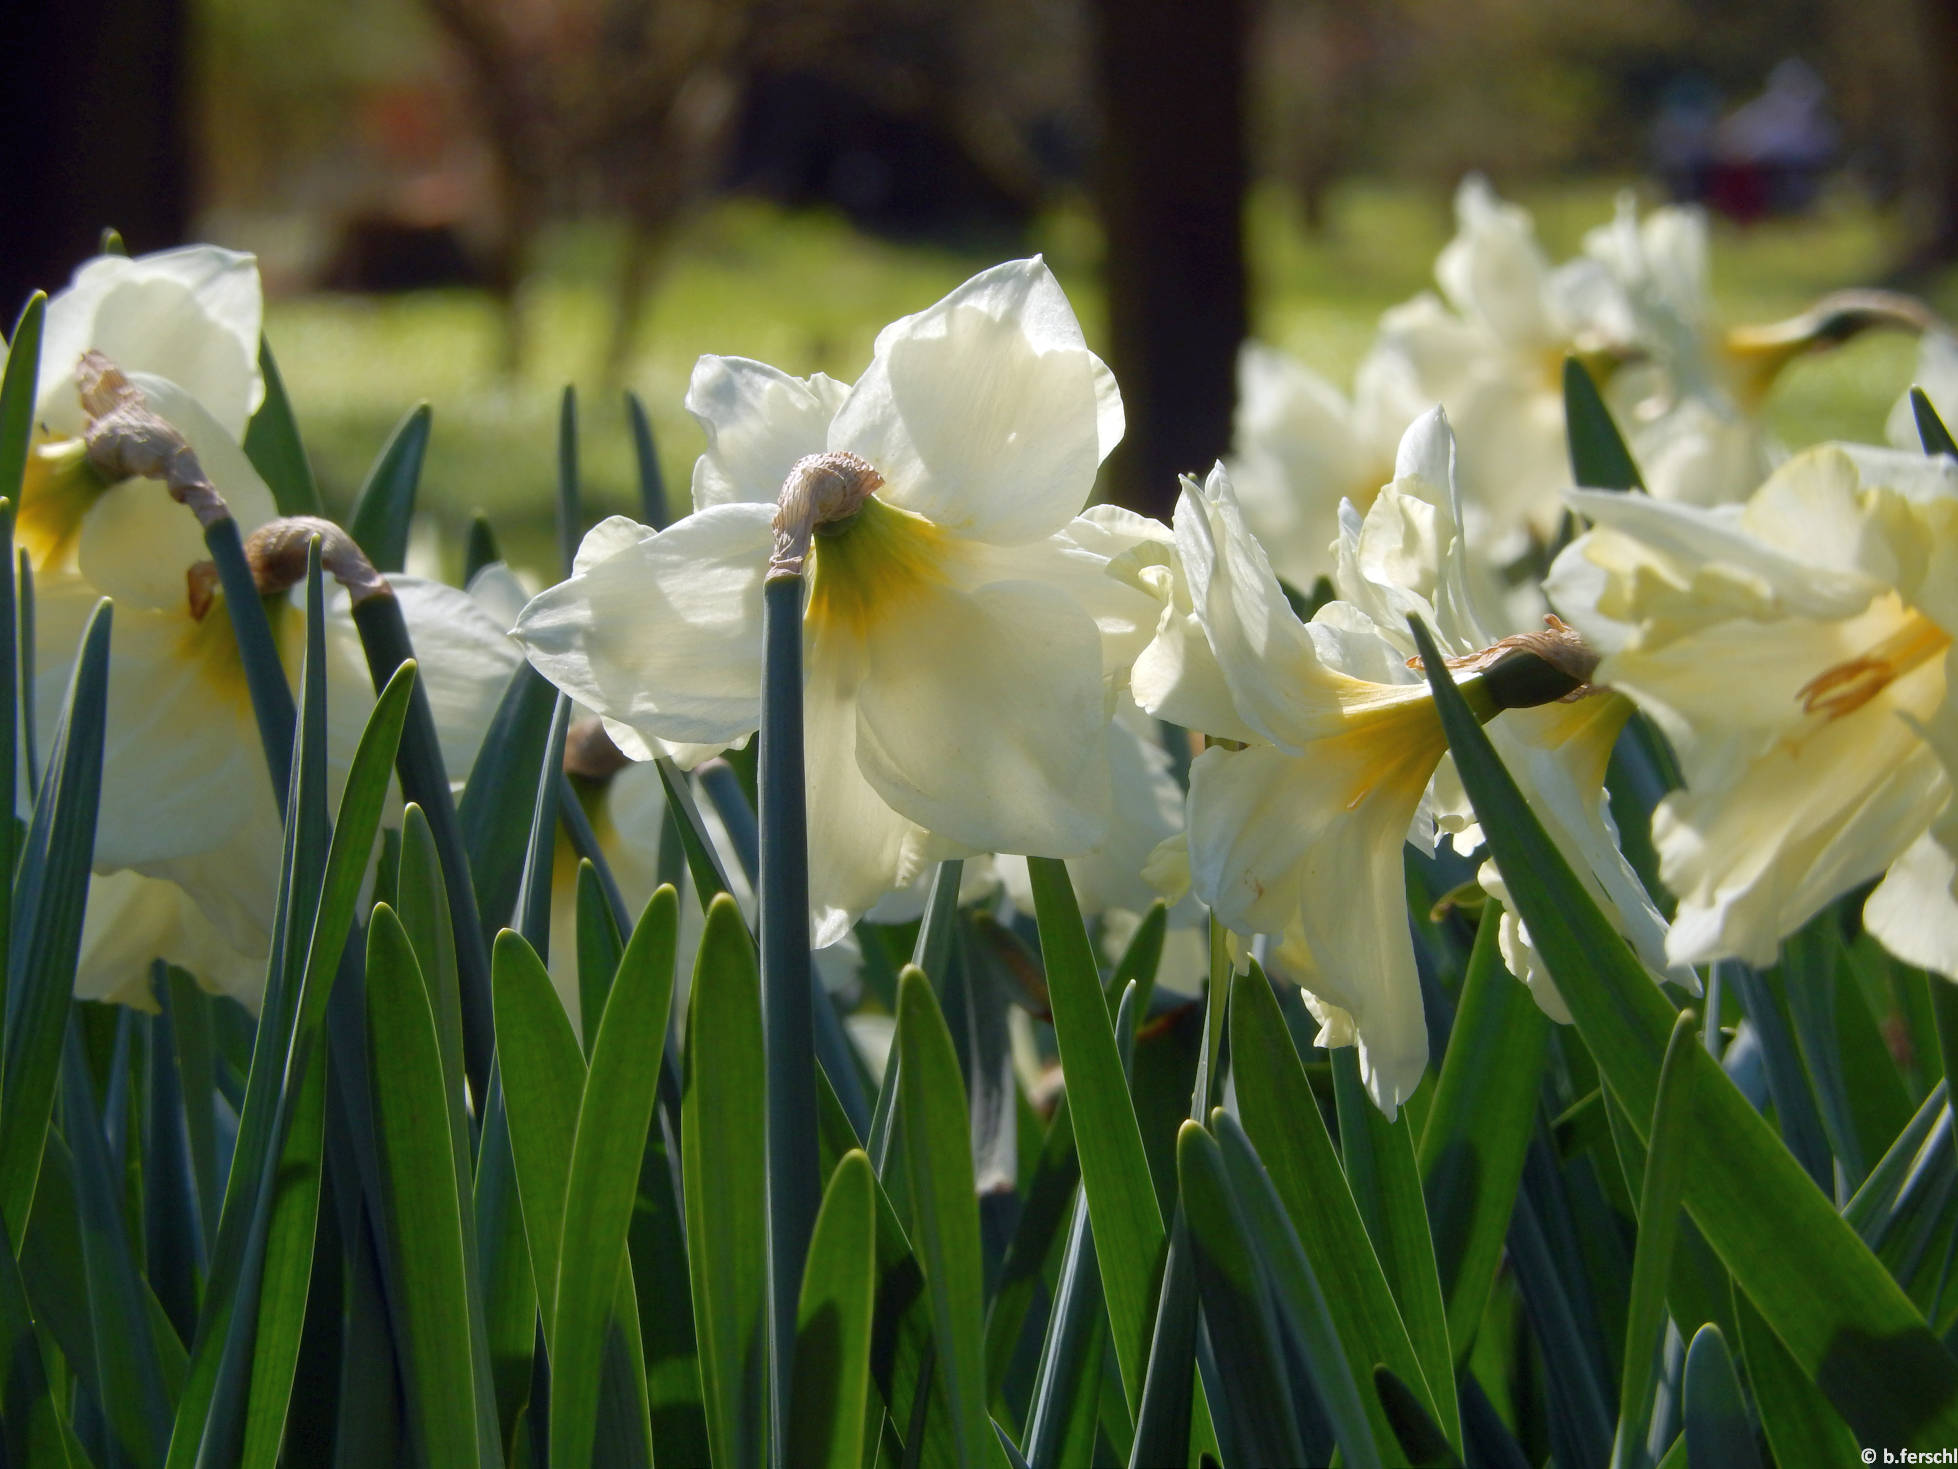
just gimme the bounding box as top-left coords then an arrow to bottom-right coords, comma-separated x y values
262,180 -> 1956,583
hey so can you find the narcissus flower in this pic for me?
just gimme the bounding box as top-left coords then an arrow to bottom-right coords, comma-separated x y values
514,259 -> 1156,944
1331,410 -> 1694,1021
1547,444 -> 1958,975
22,252 -> 522,1007
1156,458 -> 1505,1113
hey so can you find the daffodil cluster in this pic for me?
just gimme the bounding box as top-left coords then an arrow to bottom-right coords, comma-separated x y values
49,211 -> 1958,1122
1229,178 -> 1933,593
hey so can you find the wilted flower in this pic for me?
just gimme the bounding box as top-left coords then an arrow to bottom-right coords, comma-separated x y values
1547,444 -> 1958,976
515,259 -> 1157,944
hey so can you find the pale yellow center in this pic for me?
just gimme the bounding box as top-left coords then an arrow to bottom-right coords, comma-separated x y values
804,494 -> 948,640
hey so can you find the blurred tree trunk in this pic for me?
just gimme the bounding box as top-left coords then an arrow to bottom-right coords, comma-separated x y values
1089,0 -> 1249,521
0,0 -> 193,322
1900,0 -> 1958,276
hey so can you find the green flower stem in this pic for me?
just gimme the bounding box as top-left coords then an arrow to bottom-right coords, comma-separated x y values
760,570 -> 820,1469
352,590 -> 497,1104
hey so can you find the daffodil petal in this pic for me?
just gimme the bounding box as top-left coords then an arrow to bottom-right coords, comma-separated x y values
686,356 -> 847,510
514,502 -> 772,747
803,631 -> 937,934
832,258 -> 1116,545
1864,831 -> 1958,981
854,576 -> 1111,856
39,245 -> 263,438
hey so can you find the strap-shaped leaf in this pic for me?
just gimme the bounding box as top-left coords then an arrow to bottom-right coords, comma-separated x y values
787,1150 -> 878,1469
365,905 -> 480,1469
1563,357 -> 1644,491
0,598 -> 109,1241
241,336 -> 323,515
1332,1046 -> 1458,1448
1613,1011 -> 1699,1469
346,401 -> 430,572
1412,613 -> 1958,1448
1682,1325 -> 1759,1469
491,928 -> 586,1333
624,388 -> 670,528
1025,855 -> 1164,1415
1228,964 -> 1442,1446
550,887 -> 679,1469
1913,387 -> 1958,459
684,894 -> 769,1469
897,965 -> 995,1469
1213,1112 -> 1383,1469
1176,1120 -> 1307,1468
62,1023 -> 175,1466
1022,1188 -> 1107,1467
1418,903 -> 1549,1366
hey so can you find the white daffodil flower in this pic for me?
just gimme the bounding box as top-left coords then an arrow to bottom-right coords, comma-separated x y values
1160,460 -> 1488,1114
20,262 -> 523,1007
515,259 -> 1157,945
1332,410 -> 1694,1021
1546,444 -> 1958,975
1226,342 -> 1404,589
1583,194 -> 1776,509
35,244 -> 263,440
1362,177 -> 1633,557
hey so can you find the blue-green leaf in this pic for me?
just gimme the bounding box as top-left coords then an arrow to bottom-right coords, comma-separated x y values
1564,356 -> 1644,491
242,337 -> 323,516
1614,1011 -> 1699,1469
1332,1046 -> 1458,1447
1682,1325 -> 1758,1469
346,402 -> 430,572
1176,1121 -> 1306,1469
1912,387 -> 1958,459
1,598 -> 110,1241
1025,856 -> 1164,1416
1228,964 -> 1440,1445
1419,902 -> 1548,1366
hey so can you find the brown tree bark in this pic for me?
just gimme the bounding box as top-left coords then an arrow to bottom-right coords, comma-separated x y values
0,0 -> 194,321
1899,0 -> 1958,277
1088,0 -> 1249,521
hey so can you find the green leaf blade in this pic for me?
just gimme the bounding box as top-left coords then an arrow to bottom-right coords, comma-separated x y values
684,893 -> 770,1469
788,1149 -> 879,1469
1418,902 -> 1549,1368
365,904 -> 480,1469
346,401 -> 431,572
1412,613 -> 1958,1449
897,965 -> 995,1469
550,886 -> 680,1469
1025,856 -> 1165,1416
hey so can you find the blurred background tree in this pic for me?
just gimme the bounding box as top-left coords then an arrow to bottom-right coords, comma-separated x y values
5,0 -> 1955,532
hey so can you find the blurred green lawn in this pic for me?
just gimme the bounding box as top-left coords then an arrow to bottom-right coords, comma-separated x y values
263,179 -> 1958,585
